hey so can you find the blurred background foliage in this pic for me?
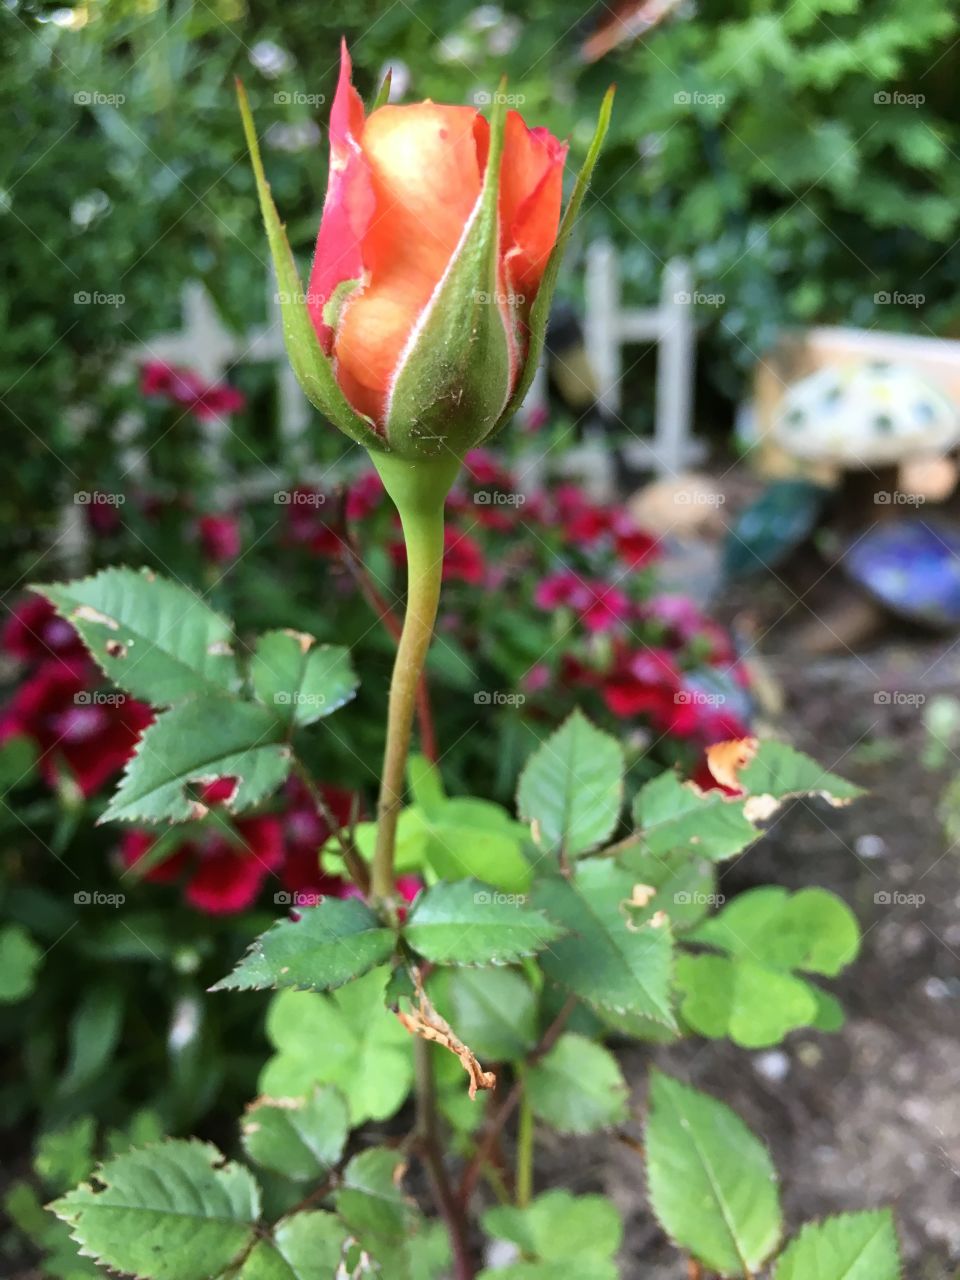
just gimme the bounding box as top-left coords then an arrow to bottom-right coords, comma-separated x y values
2,0 -> 959,570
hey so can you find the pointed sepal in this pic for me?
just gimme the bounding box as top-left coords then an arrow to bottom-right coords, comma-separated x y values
235,79 -> 384,452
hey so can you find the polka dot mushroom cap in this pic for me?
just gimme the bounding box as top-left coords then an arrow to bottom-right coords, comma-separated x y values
772,360 -> 960,467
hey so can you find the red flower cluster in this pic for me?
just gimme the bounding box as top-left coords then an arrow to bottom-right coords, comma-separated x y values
120,776 -> 420,916
0,597 -> 152,796
141,362 -> 246,423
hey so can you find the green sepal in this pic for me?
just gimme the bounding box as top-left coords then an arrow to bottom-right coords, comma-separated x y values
384,82 -> 512,461
369,68 -> 393,111
495,86 -> 615,431
235,80 -> 384,452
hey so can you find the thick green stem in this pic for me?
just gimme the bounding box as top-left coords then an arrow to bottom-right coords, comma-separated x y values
370,451 -> 458,903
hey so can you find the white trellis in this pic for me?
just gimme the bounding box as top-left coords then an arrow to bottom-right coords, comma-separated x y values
584,240 -> 702,477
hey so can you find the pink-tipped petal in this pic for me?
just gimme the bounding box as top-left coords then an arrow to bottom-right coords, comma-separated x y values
307,40 -> 376,351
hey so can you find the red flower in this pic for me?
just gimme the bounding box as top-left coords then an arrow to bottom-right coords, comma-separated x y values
282,487 -> 342,557
141,362 -> 245,423
345,471 -> 385,522
2,595 -> 85,666
197,514 -> 241,564
534,571 -> 583,610
121,814 -> 284,915
578,582 -> 631,634
1,660 -> 152,796
612,513 -> 659,568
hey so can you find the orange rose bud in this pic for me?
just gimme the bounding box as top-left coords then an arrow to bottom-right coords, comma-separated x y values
237,43 -> 612,484
307,42 -> 566,459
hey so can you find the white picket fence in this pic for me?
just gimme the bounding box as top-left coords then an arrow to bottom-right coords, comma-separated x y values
60,246 -> 702,564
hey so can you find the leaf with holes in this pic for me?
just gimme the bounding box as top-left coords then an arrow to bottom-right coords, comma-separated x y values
50,1140 -> 261,1280
212,898 -> 395,994
632,770 -> 760,862
526,1034 -> 628,1134
39,568 -> 240,705
101,700 -> 291,824
645,1071 -> 782,1276
773,1210 -> 902,1280
403,879 -> 563,966
531,862 -> 676,1027
517,710 -> 624,858
714,739 -> 864,808
240,1085 -> 349,1182
251,630 -> 358,727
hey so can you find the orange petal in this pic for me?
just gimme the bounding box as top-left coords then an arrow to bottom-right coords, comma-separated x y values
499,112 -> 567,304
334,104 -> 486,423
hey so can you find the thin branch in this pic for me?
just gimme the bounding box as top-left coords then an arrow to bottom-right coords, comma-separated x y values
291,759 -> 370,895
458,994 -> 577,1206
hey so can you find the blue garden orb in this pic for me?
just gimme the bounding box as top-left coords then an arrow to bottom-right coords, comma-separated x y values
843,518 -> 960,628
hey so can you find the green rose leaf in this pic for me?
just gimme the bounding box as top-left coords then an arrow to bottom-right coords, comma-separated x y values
39,568 -> 240,706
335,1147 -> 416,1249
212,898 -> 396,994
240,1085 -> 349,1182
690,887 -> 861,976
675,953 -> 821,1048
773,1210 -> 902,1280
102,699 -> 291,824
412,798 -> 533,894
531,862 -> 676,1028
618,845 -> 718,931
517,710 -> 624,858
737,740 -> 865,806
645,1071 -> 782,1276
260,968 -> 413,1125
525,1034 -> 628,1135
430,966 -> 538,1062
482,1189 -> 623,1266
237,1211 -> 350,1279
403,879 -> 564,966
50,1140 -> 261,1280
632,770 -> 760,862
251,630 -> 358,727
0,923 -> 43,1003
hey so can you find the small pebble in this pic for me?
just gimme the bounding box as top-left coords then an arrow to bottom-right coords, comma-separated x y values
855,834 -> 887,859
753,1050 -> 790,1083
